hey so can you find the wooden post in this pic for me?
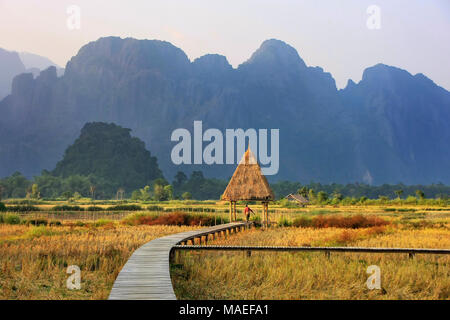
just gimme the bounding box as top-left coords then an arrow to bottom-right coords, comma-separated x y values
262,202 -> 266,228
266,202 -> 269,228
233,201 -> 237,221
264,202 -> 267,228
229,201 -> 233,222
262,202 -> 265,228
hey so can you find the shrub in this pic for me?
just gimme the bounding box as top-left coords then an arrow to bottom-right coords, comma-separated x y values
26,218 -> 48,226
292,216 -> 313,228
0,202 -> 6,212
405,196 -> 418,204
124,211 -> 215,226
93,219 -> 114,227
293,215 -> 389,229
107,204 -> 142,211
7,205 -> 40,212
53,205 -> 83,211
49,220 -> 62,226
6,199 -> 41,205
3,214 -> 21,225
383,208 -> 416,213
26,226 -> 53,238
86,206 -> 104,211
147,205 -> 163,211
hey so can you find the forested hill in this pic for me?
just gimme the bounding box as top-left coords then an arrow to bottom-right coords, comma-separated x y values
51,122 -> 163,194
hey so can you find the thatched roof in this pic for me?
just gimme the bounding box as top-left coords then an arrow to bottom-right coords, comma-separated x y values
221,148 -> 274,201
285,193 -> 309,204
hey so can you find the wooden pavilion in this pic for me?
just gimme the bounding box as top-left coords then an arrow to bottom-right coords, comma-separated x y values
221,147 -> 274,227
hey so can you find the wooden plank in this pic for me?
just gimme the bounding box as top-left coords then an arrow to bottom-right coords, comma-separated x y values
108,222 -> 246,300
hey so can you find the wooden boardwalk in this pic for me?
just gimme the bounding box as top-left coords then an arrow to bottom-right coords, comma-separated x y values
108,222 -> 248,300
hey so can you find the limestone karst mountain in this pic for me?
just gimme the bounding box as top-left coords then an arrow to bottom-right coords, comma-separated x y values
0,37 -> 449,184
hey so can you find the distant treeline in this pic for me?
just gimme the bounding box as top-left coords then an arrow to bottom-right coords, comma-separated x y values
269,181 -> 449,200
0,170 -> 227,201
0,171 -> 448,201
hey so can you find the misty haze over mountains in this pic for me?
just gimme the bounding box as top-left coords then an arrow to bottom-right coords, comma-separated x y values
0,48 -> 64,100
0,37 -> 449,185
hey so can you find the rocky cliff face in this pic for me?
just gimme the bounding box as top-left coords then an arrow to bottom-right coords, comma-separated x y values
340,64 -> 450,184
0,37 -> 449,184
0,48 -> 26,99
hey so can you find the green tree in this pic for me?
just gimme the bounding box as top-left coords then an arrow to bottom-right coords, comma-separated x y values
151,184 -> 173,201
332,192 -> 343,201
31,184 -> 40,199
308,189 -> 316,202
394,189 -> 404,199
140,186 -> 152,201
0,172 -> 30,198
34,172 -> 63,198
415,189 -> 425,200
61,191 -> 72,199
131,190 -> 141,201
173,171 -> 187,187
182,192 -> 192,200
163,185 -> 173,200
317,191 -> 328,203
297,187 -> 308,198
90,185 -> 96,200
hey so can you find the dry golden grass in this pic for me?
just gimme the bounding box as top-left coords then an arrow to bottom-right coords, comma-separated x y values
172,223 -> 450,300
1,205 -> 449,300
0,223 -> 199,299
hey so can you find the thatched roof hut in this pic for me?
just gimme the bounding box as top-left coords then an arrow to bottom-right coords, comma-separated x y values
285,193 -> 309,206
221,148 -> 274,201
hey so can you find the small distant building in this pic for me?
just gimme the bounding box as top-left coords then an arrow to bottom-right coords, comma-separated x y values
285,193 -> 309,206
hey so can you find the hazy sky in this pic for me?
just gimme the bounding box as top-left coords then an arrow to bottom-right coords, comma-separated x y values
1,0 -> 449,89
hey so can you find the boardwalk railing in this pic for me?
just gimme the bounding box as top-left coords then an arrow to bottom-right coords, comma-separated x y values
173,245 -> 450,259
108,222 -> 251,300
